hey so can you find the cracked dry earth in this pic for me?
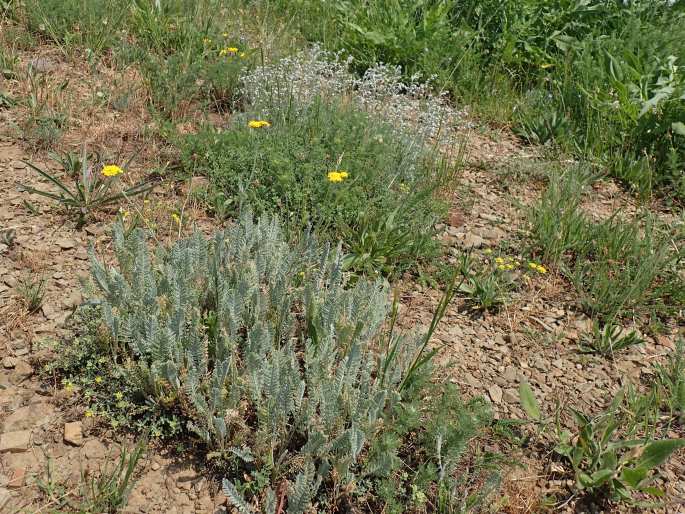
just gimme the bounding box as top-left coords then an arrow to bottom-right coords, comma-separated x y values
0,90 -> 684,514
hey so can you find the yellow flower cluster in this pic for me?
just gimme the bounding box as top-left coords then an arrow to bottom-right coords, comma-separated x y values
219,47 -> 239,56
494,256 -> 519,271
528,261 -> 548,274
248,120 -> 271,129
102,164 -> 123,177
327,170 -> 349,183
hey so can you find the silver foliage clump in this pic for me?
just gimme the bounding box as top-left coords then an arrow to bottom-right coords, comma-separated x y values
88,212 -> 429,512
241,45 -> 468,146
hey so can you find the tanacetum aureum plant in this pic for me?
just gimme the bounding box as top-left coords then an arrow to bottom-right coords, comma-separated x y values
86,212 -> 494,513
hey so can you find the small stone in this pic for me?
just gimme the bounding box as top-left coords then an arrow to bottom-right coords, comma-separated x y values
7,468 -> 25,489
62,291 -> 82,309
463,373 -> 481,388
502,388 -> 518,404
462,233 -> 485,249
488,385 -> 503,404
56,238 -> 76,250
2,356 -> 16,369
81,439 -> 107,460
0,431 -> 31,453
502,366 -> 517,382
84,224 -> 106,236
504,332 -> 519,345
64,422 -> 83,446
12,360 -> 33,383
151,462 -> 161,471
10,160 -> 26,169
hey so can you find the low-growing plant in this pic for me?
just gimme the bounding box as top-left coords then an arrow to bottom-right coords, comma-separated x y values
17,275 -> 46,313
0,227 -> 16,247
19,148 -> 155,228
35,440 -> 144,512
180,96 -> 447,274
654,338 -> 685,424
456,252 -> 520,312
520,385 -> 685,506
79,439 -> 145,513
68,213 -> 496,511
529,172 -> 684,322
578,322 -> 644,358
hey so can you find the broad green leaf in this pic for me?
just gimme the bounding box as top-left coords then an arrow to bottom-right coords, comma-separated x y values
620,466 -> 647,488
518,381 -> 541,420
590,468 -> 614,486
640,486 -> 665,497
636,439 -> 685,471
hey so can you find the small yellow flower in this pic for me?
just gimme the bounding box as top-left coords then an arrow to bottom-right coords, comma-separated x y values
94,376 -> 103,384
219,47 -> 238,56
495,257 -> 504,264
102,164 -> 123,177
497,264 -> 507,271
483,249 -> 492,255
506,263 -> 515,270
171,213 -> 181,225
222,32 -> 229,38
528,262 -> 547,274
239,52 -> 246,58
248,120 -> 271,129
202,37 -> 212,45
328,170 -> 349,183
114,391 -> 124,401
64,381 -> 74,393
84,409 -> 94,418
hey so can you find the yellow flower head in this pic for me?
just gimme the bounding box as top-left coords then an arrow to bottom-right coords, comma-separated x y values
497,264 -> 507,271
328,170 -> 349,183
219,47 -> 239,56
222,32 -> 229,38
528,262 -> 547,274
102,164 -> 123,177
94,376 -> 103,384
114,391 -> 124,401
248,120 -> 271,129
495,257 -> 504,264
84,409 -> 94,418
239,52 -> 246,58
203,37 -> 212,45
171,213 -> 181,225
64,381 -> 74,393
483,248 -> 492,255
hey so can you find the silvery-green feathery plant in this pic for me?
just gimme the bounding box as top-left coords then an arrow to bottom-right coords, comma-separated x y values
87,212 -> 492,512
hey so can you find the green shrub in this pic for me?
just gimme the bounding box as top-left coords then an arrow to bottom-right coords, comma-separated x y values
58,213 -> 497,512
180,98 -> 447,274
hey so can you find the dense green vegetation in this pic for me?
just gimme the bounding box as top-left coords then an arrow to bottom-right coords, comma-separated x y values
180,99 -> 446,274
271,0 -> 685,199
